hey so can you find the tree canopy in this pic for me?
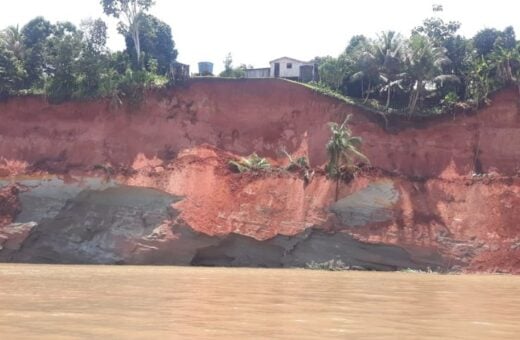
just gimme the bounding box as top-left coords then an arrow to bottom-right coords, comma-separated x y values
124,14 -> 177,74
314,6 -> 520,116
1,3 -> 520,116
100,0 -> 155,65
0,1 -> 177,104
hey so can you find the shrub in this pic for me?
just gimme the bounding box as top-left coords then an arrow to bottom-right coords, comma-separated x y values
441,91 -> 459,114
229,153 -> 270,173
286,155 -> 309,171
282,150 -> 313,183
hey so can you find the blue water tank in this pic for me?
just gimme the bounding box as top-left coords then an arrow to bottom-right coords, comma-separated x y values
198,62 -> 214,75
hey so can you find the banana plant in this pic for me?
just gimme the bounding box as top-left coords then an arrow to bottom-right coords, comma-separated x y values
490,46 -> 519,85
465,55 -> 492,108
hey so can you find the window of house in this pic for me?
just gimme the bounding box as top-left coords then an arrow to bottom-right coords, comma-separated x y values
287,63 -> 292,69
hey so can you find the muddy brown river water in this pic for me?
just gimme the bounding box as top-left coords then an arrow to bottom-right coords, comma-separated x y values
0,264 -> 519,339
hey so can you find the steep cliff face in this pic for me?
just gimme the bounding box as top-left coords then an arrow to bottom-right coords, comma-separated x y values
0,79 -> 518,272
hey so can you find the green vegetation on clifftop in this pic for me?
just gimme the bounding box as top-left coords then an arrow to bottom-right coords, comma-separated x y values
314,5 -> 520,116
1,2 -> 519,118
0,0 -> 176,104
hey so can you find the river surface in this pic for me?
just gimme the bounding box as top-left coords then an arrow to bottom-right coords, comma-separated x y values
0,264 -> 519,339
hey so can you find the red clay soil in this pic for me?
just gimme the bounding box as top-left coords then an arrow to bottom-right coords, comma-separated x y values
126,144 -> 334,240
0,79 -> 518,272
0,79 -> 519,178
122,145 -> 520,272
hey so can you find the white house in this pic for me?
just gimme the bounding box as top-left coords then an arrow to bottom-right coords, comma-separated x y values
270,57 -> 310,79
244,56 -> 317,82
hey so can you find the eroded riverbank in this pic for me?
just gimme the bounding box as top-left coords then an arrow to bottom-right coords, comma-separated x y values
0,79 -> 519,272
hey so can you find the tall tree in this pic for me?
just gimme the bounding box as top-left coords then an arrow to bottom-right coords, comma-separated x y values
21,17 -> 54,88
0,44 -> 26,99
100,0 -> 155,65
124,13 -> 177,74
443,35 -> 469,78
77,19 -> 109,98
1,25 -> 25,59
412,17 -> 461,48
44,22 -> 83,103
405,35 -> 451,114
345,35 -> 369,54
351,49 -> 380,103
318,54 -> 352,90
81,18 -> 108,53
494,26 -> 516,50
374,31 -> 404,108
350,33 -> 404,106
473,28 -> 501,57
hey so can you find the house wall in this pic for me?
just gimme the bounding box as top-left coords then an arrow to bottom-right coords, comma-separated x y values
270,58 -> 307,78
245,68 -> 270,78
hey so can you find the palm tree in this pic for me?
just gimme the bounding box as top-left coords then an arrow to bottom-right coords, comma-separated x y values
0,25 -> 24,60
405,35 -> 451,115
326,114 -> 369,201
0,44 -> 26,98
351,48 -> 380,103
374,31 -> 405,109
351,32 -> 405,109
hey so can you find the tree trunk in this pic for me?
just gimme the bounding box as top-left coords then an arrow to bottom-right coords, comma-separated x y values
134,25 -> 141,65
132,0 -> 140,64
507,60 -> 512,83
408,80 -> 422,116
363,80 -> 371,104
410,89 -> 419,114
385,85 -> 391,109
408,83 -> 414,109
335,177 -> 340,202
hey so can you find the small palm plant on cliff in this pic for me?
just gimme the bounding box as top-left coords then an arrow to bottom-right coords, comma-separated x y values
282,149 -> 313,183
229,153 -> 271,173
326,114 -> 369,201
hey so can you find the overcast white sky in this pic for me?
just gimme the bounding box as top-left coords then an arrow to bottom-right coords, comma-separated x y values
1,0 -> 519,73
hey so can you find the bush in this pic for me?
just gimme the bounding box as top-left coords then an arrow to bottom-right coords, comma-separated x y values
0,47 -> 25,100
286,156 -> 309,171
441,91 -> 459,114
115,68 -> 167,107
229,153 -> 271,173
45,75 -> 77,104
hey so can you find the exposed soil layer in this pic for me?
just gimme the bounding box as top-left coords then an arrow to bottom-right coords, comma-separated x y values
0,79 -> 518,272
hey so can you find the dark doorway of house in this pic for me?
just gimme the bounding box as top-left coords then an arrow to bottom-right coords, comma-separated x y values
274,63 -> 280,78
